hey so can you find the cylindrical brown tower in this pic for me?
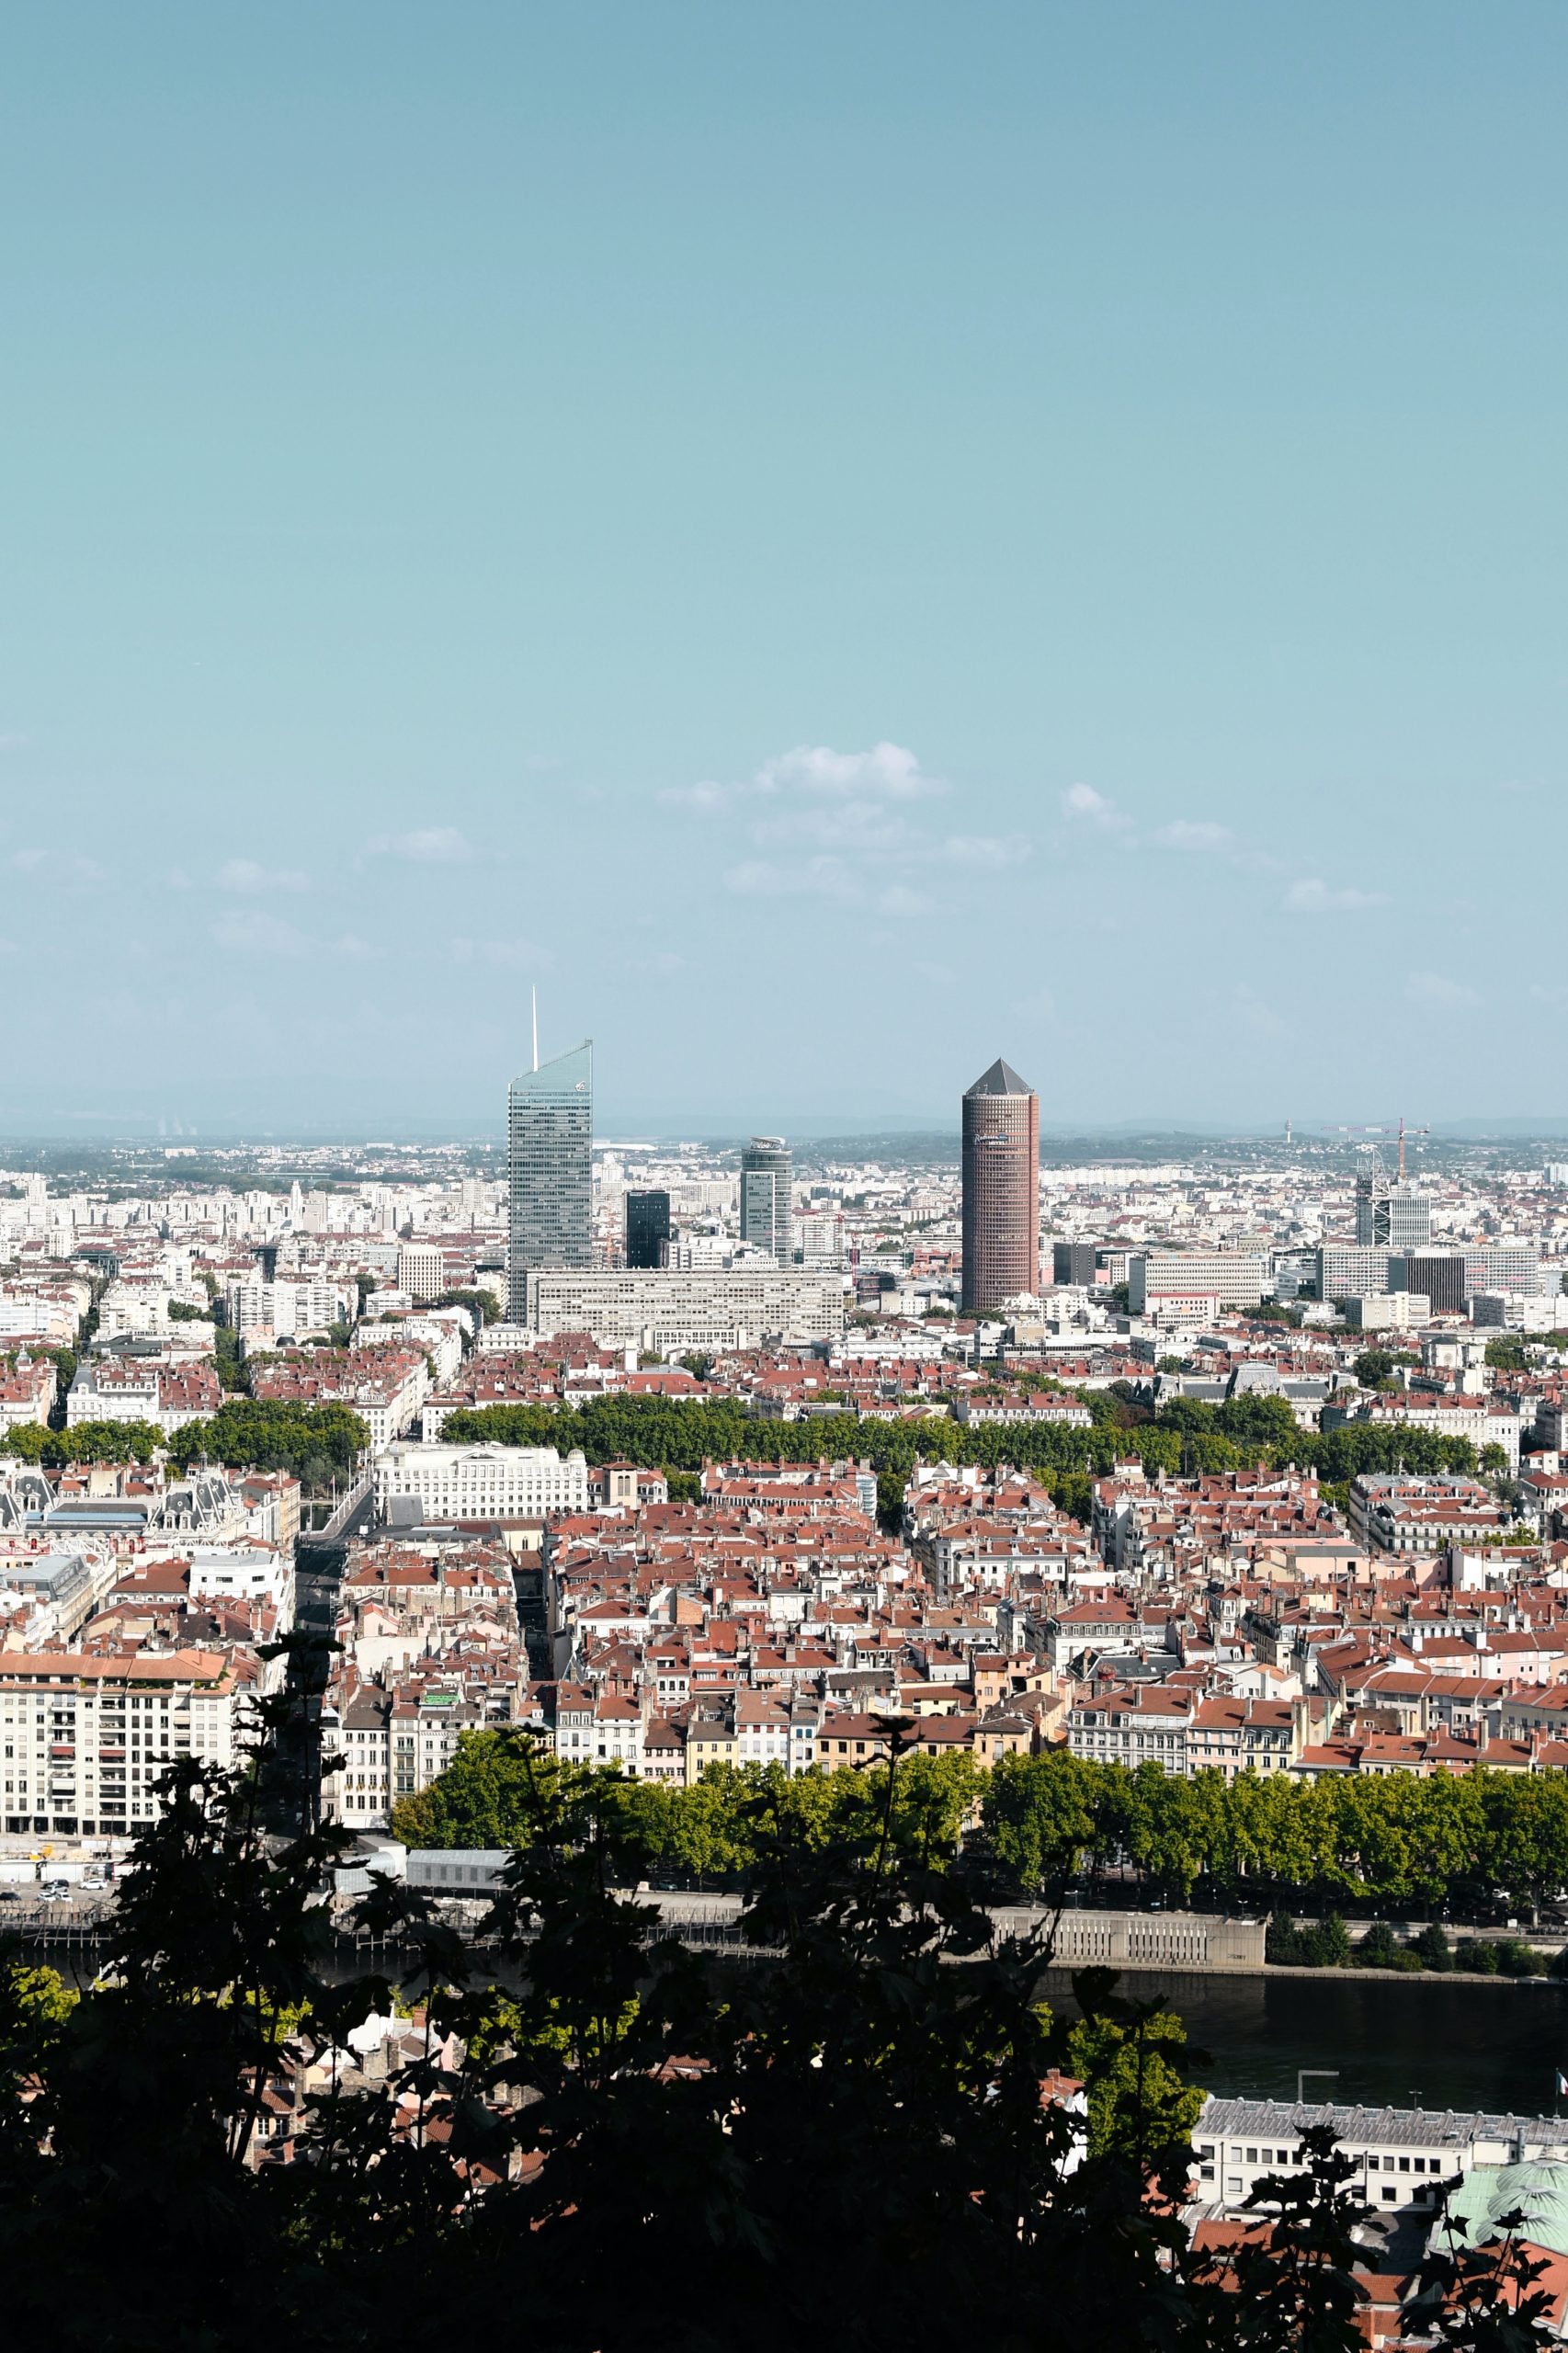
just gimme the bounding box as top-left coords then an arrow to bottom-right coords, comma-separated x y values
960,1058 -> 1040,1313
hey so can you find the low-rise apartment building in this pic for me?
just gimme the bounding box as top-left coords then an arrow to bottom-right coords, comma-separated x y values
0,1647 -> 242,1836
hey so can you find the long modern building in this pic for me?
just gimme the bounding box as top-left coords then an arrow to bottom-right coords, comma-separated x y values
739,1138 -> 793,1267
522,1267 -> 844,1351
506,1039 -> 594,1320
372,1440 -> 590,1522
1129,1252 -> 1269,1312
960,1059 -> 1040,1313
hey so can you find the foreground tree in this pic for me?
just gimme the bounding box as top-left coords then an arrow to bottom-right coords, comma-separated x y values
1,1721 -> 1558,2353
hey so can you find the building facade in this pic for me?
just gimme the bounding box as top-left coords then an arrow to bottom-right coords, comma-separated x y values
0,1648 -> 241,1837
371,1440 -> 590,1521
1316,1243 -> 1395,1302
1128,1252 -> 1268,1313
625,1188 -> 671,1269
506,1040 -> 594,1320
1355,1182 -> 1432,1250
396,1242 -> 446,1302
522,1267 -> 845,1350
739,1139 -> 793,1267
960,1059 -> 1040,1313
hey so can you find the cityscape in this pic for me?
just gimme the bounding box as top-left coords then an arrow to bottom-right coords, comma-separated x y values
7,0 -> 1568,2344
7,1047 -> 1568,2329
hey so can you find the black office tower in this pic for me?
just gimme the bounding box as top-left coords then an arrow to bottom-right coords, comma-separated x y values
1052,1242 -> 1097,1287
625,1188 -> 671,1269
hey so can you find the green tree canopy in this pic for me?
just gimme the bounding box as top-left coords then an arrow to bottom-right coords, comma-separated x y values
168,1398 -> 369,1479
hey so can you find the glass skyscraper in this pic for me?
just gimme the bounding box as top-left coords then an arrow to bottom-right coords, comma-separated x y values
625,1188 -> 671,1269
506,1040 -> 594,1321
740,1137 -> 793,1266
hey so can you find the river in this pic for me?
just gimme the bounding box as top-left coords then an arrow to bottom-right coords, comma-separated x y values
1038,1970 -> 1568,2116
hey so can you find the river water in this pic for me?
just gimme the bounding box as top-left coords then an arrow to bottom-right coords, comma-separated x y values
1037,1971 -> 1568,2117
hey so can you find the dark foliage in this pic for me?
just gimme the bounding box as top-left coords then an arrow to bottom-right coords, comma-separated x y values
1,1714 -> 1554,2353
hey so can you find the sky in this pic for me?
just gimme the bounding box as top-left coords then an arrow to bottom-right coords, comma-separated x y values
1,1 -> 1563,1138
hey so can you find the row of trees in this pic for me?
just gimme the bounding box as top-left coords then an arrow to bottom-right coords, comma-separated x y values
166,1398 -> 370,1482
1267,1915 -> 1561,1976
399,1733 -> 1568,1918
983,1749 -> 1568,1914
1,1709 -> 1548,2352
392,1733 -> 986,1868
437,1389 -> 1483,1518
1,1397 -> 369,1483
1,1415 -> 165,1465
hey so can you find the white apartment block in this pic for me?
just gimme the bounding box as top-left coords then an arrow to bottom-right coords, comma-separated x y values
226,1279 -> 354,1340
372,1440 -> 590,1522
1127,1253 -> 1268,1313
522,1267 -> 846,1350
1344,1291 -> 1427,1332
396,1243 -> 447,1302
0,1648 -> 241,1836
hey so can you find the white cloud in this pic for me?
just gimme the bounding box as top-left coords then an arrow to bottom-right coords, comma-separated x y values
665,743 -> 942,823
366,825 -> 473,863
754,741 -> 941,801
942,833 -> 1028,870
217,858 -> 310,894
7,848 -> 46,873
167,866 -> 195,892
1153,819 -> 1234,853
673,742 -> 1034,917
1282,878 -> 1387,915
723,858 -> 856,903
1404,971 -> 1480,1010
1060,782 -> 1131,834
0,939 -> 18,956
659,780 -> 733,813
210,910 -> 310,959
1232,983 -> 1290,1040
875,884 -> 930,919
450,937 -> 554,970
209,914 -> 375,963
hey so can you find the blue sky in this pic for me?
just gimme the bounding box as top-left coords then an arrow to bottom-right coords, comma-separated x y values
1,2 -> 1563,1135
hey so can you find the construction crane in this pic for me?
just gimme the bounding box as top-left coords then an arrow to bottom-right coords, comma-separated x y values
1311,1118 -> 1430,1182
